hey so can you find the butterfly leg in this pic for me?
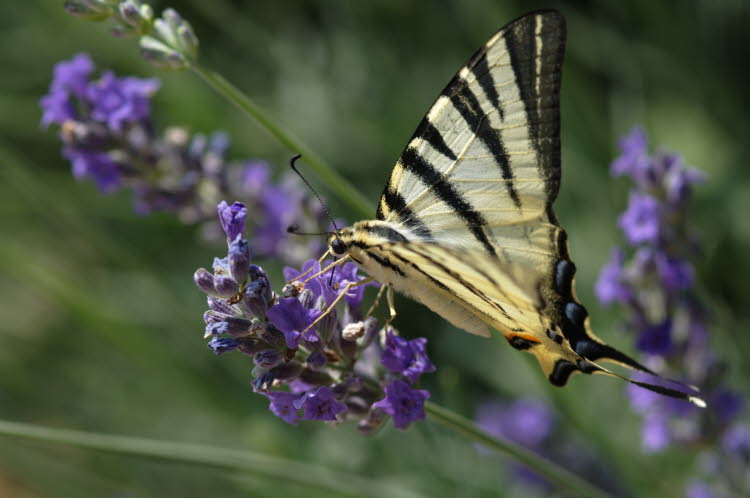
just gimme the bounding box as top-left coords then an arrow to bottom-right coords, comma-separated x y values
365,283 -> 388,318
301,277 -> 375,335
284,249 -> 334,285
300,256 -> 349,286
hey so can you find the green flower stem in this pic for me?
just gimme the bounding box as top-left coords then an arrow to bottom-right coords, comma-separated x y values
190,64 -> 373,218
0,419 -> 423,498
424,401 -> 615,498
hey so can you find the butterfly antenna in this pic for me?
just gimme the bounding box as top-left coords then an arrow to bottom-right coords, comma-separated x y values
289,154 -> 340,234
286,225 -> 330,236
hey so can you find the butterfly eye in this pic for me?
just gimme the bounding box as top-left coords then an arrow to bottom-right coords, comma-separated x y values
331,237 -> 347,255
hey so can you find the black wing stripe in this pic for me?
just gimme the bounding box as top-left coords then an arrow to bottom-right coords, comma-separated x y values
378,189 -> 433,239
351,241 -> 406,277
447,85 -> 521,208
406,245 -> 512,321
388,249 -> 511,327
505,12 -> 564,204
399,147 -> 496,255
417,121 -> 457,161
471,54 -> 503,120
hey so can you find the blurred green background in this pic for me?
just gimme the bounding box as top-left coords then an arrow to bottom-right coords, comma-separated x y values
1,1 -> 748,497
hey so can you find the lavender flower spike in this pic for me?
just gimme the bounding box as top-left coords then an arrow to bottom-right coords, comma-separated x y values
192,219 -> 436,432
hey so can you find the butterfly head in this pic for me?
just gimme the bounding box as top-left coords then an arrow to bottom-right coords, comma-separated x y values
328,227 -> 354,256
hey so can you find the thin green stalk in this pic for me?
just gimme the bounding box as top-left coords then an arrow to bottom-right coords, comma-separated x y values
190,64 -> 373,218
424,401 -> 615,498
0,419 -> 423,498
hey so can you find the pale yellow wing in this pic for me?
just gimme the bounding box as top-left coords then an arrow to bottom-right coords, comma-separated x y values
376,9 -> 565,269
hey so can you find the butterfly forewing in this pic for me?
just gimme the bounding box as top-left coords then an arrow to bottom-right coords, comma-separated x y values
377,10 -> 564,257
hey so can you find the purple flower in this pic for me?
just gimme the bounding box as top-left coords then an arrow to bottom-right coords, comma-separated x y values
293,386 -> 347,421
475,399 -> 555,449
265,297 -> 322,349
712,390 -> 744,425
619,192 -> 662,245
49,53 -> 94,98
217,201 -> 247,241
636,321 -> 673,356
253,185 -> 298,256
642,411 -> 670,452
655,253 -> 694,292
333,262 -> 378,308
86,71 -> 160,131
685,482 -> 716,498
665,162 -> 706,206
63,147 -> 121,192
373,379 -> 430,430
610,127 -> 649,180
264,391 -> 300,425
240,161 -> 271,197
40,90 -> 76,127
721,424 -> 750,455
381,331 -> 436,383
595,249 -> 632,305
207,337 -> 239,355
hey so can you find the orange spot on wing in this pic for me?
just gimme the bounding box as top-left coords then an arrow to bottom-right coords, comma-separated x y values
508,333 -> 542,344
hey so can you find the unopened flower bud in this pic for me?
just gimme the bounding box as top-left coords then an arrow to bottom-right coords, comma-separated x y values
306,351 -> 327,371
64,0 -> 114,21
252,371 -> 275,392
118,0 -> 153,34
271,361 -> 304,381
244,277 -> 272,317
213,275 -> 239,297
204,316 -> 254,338
208,337 -> 238,355
248,264 -> 269,283
140,35 -> 188,70
235,337 -> 272,356
203,310 -> 229,325
228,237 -> 251,283
207,296 -> 234,315
193,268 -> 216,295
255,349 -> 283,369
299,369 -> 333,386
261,327 -> 286,348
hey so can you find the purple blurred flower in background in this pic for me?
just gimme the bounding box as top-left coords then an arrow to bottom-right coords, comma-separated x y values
595,249 -> 632,305
193,201 -> 436,431
619,192 -> 661,245
41,53 -> 326,264
598,126 -> 747,496
85,71 -> 160,131
476,398 -> 555,449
